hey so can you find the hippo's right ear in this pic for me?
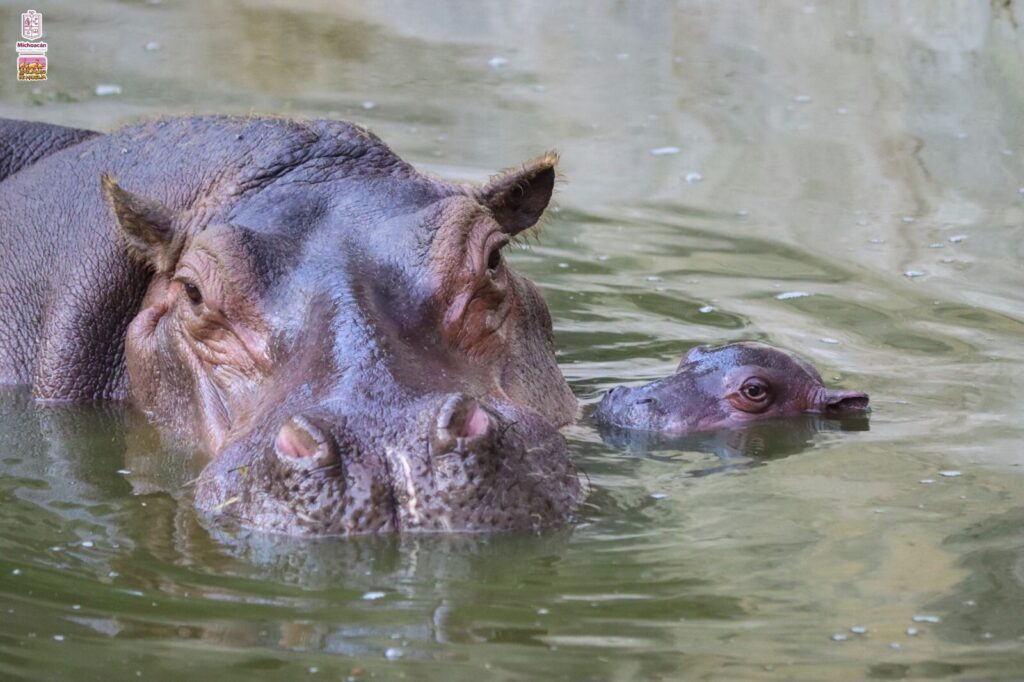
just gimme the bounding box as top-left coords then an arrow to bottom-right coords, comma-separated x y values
101,173 -> 181,274
480,152 -> 558,235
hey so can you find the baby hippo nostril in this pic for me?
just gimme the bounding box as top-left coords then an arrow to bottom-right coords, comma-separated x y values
432,394 -> 492,456
274,415 -> 340,468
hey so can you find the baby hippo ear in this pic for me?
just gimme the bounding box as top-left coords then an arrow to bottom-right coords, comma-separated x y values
101,173 -> 181,274
479,152 -> 558,235
677,345 -> 710,372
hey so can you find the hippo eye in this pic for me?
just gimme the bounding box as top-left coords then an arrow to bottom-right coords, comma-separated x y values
740,379 -> 770,402
487,248 -> 502,272
181,281 -> 203,307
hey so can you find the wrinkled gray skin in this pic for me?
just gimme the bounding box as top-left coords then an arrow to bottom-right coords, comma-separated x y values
595,342 -> 869,435
0,116 -> 580,535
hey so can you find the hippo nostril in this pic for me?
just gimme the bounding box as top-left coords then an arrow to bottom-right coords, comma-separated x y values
634,397 -> 656,406
274,415 -> 340,468
432,394 -> 492,456
825,391 -> 870,414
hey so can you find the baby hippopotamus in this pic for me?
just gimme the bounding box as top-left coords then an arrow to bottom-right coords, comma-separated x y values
595,342 -> 869,435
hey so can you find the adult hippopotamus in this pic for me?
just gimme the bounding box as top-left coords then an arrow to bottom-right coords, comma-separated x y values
595,342 -> 869,435
0,116 -> 580,535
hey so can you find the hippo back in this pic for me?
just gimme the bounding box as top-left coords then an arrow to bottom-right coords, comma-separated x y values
0,118 -> 100,183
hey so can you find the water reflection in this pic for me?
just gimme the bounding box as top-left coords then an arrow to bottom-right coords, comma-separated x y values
596,413 -> 870,476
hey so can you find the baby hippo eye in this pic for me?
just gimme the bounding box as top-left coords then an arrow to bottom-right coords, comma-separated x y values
740,379 -> 769,402
182,281 -> 203,306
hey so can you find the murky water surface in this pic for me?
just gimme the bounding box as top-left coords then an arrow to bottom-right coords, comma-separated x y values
2,2 -> 1023,679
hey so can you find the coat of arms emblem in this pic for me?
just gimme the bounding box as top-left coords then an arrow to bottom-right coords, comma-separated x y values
21,10 -> 42,41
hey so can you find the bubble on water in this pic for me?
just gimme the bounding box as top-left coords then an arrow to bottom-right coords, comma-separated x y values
835,107 -> 849,115
912,615 -> 941,623
81,541 -> 94,548
939,470 -> 962,477
116,469 -> 131,475
699,305 -> 715,314
964,599 -> 976,607
11,569 -> 21,576
144,41 -> 161,51
362,591 -> 386,601
919,479 -> 935,484
309,667 -> 319,674
361,101 -> 376,110
537,607 -> 549,615
385,648 -> 403,661
650,493 -> 668,500
819,337 -> 840,345
616,52 -> 630,60
794,94 -> 813,103
646,275 -> 661,282
850,626 -> 867,634
928,243 -> 944,249
72,605 -> 81,610
956,132 -> 968,139
901,216 -> 916,223
1018,187 -> 1024,195
1001,149 -> 1014,156
53,634 -> 64,642
906,627 -> 919,636
776,291 -> 811,300
95,84 -> 122,96
830,633 -> 847,641
904,270 -> 926,278
597,255 -> 609,261
488,56 -> 508,68
868,237 -> 885,244
890,642 -> 902,649
983,632 -> 994,639
737,209 -> 750,216
650,146 -> 680,156
948,235 -> 968,243
684,171 -> 703,183
558,263 -> 569,269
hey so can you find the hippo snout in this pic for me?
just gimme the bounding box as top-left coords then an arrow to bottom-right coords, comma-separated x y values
822,390 -> 870,415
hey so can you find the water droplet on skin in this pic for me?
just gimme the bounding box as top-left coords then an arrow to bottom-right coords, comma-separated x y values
699,305 -> 715,314
684,171 -> 703,183
939,470 -> 962,477
904,270 -> 926,278
362,591 -> 386,601
913,615 -> 941,623
776,291 -> 811,300
650,146 -> 680,156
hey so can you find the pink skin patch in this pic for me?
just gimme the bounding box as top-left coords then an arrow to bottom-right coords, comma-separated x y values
460,404 -> 491,439
275,421 -> 317,459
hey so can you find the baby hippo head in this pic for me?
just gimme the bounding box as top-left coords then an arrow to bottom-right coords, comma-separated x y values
596,342 -> 869,435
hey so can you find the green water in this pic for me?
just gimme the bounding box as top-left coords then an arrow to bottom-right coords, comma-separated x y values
1,1 -> 1023,679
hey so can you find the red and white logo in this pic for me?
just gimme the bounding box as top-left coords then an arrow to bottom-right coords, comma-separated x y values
21,10 -> 42,41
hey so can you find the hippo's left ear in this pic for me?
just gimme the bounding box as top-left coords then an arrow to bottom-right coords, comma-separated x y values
101,173 -> 182,274
480,152 -> 558,235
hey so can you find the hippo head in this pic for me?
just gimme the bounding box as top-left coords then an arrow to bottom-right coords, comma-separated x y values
100,119 -> 579,535
595,342 -> 869,435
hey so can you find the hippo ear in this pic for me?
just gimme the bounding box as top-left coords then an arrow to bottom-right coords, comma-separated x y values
480,152 -> 558,235
677,345 -> 709,372
101,173 -> 181,274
